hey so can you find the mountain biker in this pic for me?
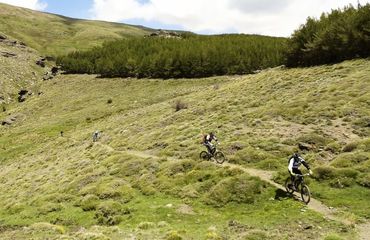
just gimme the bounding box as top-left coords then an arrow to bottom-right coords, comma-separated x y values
93,130 -> 100,142
288,153 -> 313,190
202,132 -> 218,155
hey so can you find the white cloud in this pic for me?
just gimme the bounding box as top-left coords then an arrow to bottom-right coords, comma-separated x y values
91,0 -> 370,36
0,0 -> 47,10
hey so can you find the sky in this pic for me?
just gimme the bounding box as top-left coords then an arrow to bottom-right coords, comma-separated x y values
1,0 -> 370,36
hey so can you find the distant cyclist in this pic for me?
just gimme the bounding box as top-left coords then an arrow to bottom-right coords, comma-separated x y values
202,132 -> 219,155
93,130 -> 100,142
288,153 -> 313,190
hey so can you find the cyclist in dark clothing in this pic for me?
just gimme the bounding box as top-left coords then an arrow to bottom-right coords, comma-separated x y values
202,132 -> 218,155
288,153 -> 313,190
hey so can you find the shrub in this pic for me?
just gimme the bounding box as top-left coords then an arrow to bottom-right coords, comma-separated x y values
174,100 -> 188,112
296,133 -> 329,147
324,234 -> 344,240
357,173 -> 370,188
314,166 -> 337,180
160,160 -> 195,176
30,222 -> 65,234
342,142 -> 358,152
107,98 -> 113,104
325,142 -> 341,153
205,174 -> 265,207
166,231 -> 183,240
331,153 -> 369,168
80,194 -> 99,211
95,200 -> 126,225
329,177 -> 356,188
138,221 -> 156,230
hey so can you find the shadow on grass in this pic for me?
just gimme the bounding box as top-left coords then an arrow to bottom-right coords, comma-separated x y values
274,189 -> 290,200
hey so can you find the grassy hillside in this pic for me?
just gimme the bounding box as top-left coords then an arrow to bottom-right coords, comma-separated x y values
0,59 -> 369,239
0,3 -> 152,56
0,34 -> 47,104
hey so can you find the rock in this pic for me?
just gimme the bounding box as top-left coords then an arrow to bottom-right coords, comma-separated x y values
18,90 -> 29,102
147,29 -> 181,39
2,116 -> 17,126
176,204 -> 195,215
165,203 -> 173,208
0,34 -> 7,40
0,51 -> 17,58
298,142 -> 315,151
43,72 -> 54,81
230,142 -> 244,151
304,225 -> 313,230
36,58 -> 46,67
51,66 -> 60,75
157,221 -> 169,228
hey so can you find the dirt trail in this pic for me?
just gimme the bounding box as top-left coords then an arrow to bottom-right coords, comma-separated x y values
358,222 -> 370,240
223,163 -> 352,225
96,143 -> 368,239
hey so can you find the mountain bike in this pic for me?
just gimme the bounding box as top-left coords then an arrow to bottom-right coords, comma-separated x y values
285,173 -> 311,204
199,142 -> 226,164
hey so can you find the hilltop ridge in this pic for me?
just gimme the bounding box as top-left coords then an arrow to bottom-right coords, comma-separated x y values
0,3 -> 153,56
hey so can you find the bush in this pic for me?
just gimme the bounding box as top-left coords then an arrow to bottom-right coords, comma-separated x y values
95,201 -> 127,225
205,174 -> 265,207
160,160 -> 195,176
324,234 -> 344,240
166,231 -> 183,240
314,166 -> 337,180
296,133 -> 329,147
174,100 -> 188,112
329,177 -> 356,188
325,142 -> 341,153
80,194 -> 99,211
107,98 -> 113,104
357,173 -> 370,188
331,153 -> 369,168
138,221 -> 156,230
342,142 -> 358,152
29,222 -> 65,234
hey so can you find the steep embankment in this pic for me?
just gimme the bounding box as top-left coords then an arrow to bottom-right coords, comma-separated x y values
0,60 -> 369,239
0,3 -> 152,56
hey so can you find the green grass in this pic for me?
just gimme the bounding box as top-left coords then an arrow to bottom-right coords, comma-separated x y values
0,3 -> 152,56
0,59 -> 369,239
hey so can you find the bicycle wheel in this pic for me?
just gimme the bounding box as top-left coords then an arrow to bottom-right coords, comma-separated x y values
214,151 -> 225,164
200,151 -> 210,161
285,177 -> 295,194
301,184 -> 311,204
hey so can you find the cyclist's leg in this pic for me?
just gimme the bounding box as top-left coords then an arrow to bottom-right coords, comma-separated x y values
205,142 -> 212,154
293,168 -> 302,187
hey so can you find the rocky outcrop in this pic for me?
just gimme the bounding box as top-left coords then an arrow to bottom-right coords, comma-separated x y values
148,30 -> 181,39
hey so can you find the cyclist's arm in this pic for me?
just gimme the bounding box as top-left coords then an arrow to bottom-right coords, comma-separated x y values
288,158 -> 294,175
300,157 -> 310,170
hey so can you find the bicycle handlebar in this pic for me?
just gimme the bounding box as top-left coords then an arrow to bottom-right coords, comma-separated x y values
296,173 -> 311,177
